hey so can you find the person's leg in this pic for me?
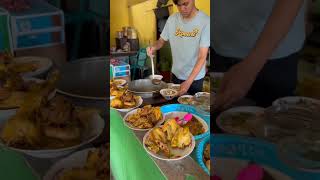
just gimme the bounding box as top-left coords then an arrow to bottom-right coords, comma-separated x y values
246,53 -> 299,107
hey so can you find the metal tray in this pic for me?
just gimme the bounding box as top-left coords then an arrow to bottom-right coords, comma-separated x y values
128,79 -> 167,98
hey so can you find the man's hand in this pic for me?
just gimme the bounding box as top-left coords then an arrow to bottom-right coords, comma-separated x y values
214,60 -> 260,110
213,0 -> 304,111
179,80 -> 193,95
146,46 -> 155,58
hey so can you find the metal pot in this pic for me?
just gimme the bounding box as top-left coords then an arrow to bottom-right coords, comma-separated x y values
128,79 -> 168,98
116,31 -> 123,38
127,28 -> 138,39
55,57 -> 107,115
122,26 -> 131,37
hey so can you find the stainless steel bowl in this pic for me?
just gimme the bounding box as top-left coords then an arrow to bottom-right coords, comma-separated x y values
55,57 -> 107,114
128,79 -> 168,98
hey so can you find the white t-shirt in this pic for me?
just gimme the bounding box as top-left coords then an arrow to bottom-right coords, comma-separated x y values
161,11 -> 210,80
212,0 -> 306,59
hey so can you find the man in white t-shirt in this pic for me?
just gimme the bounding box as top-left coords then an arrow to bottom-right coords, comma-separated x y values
147,0 -> 210,95
212,0 -> 306,108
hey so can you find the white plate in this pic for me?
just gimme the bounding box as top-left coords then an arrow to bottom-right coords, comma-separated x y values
177,95 -> 194,105
13,56 -> 53,77
164,112 -> 209,137
123,108 -> 165,131
111,96 -> 143,113
272,96 -> 320,107
216,106 -> 264,135
112,79 -> 127,86
24,77 -> 56,100
0,78 -> 56,111
43,148 -> 95,180
0,112 -> 104,158
143,126 -> 195,161
195,92 -> 210,97
167,83 -> 180,91
213,158 -> 291,180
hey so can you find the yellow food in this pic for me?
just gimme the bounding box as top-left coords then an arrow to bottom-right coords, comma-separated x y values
59,144 -> 109,180
110,91 -> 139,109
163,118 -> 180,141
171,127 -> 192,149
0,95 -> 93,149
145,119 -> 192,158
110,84 -> 126,97
126,105 -> 162,129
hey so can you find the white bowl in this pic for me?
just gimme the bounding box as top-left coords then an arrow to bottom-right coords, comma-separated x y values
272,96 -> 320,107
0,78 -> 56,110
160,89 -> 178,100
0,112 -> 105,159
177,95 -> 194,105
43,148 -> 96,180
112,79 -> 127,86
143,126 -> 195,161
111,96 -> 143,113
13,56 -> 53,78
148,74 -> 163,80
167,83 -> 181,91
195,92 -> 210,97
216,106 -> 264,135
123,108 -> 165,131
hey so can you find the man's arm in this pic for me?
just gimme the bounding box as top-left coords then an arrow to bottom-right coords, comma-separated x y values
187,47 -> 208,82
179,47 -> 208,95
152,38 -> 166,51
147,38 -> 167,57
215,0 -> 305,109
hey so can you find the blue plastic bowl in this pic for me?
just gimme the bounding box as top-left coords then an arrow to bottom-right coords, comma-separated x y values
196,135 -> 210,175
160,104 -> 210,140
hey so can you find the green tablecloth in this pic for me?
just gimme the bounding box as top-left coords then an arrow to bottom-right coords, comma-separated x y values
0,149 -> 38,180
110,109 -> 166,180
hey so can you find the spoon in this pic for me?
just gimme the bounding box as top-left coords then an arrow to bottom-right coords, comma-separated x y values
175,113 -> 193,125
148,40 -> 160,85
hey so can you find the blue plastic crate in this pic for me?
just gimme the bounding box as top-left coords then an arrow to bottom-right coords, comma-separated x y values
0,9 -> 12,53
9,0 -> 64,50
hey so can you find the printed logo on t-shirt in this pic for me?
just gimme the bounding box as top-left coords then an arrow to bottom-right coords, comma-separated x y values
175,28 -> 199,38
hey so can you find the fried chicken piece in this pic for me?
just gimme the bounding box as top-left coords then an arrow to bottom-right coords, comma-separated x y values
110,98 -> 123,108
0,115 -> 41,149
149,127 -> 167,143
110,84 -> 125,97
153,107 -> 162,122
163,118 -> 180,141
132,117 -> 153,129
145,139 -> 160,153
35,96 -> 81,141
171,127 -> 192,149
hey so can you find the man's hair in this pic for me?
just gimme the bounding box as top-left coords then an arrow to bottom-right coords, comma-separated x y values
173,0 -> 179,5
